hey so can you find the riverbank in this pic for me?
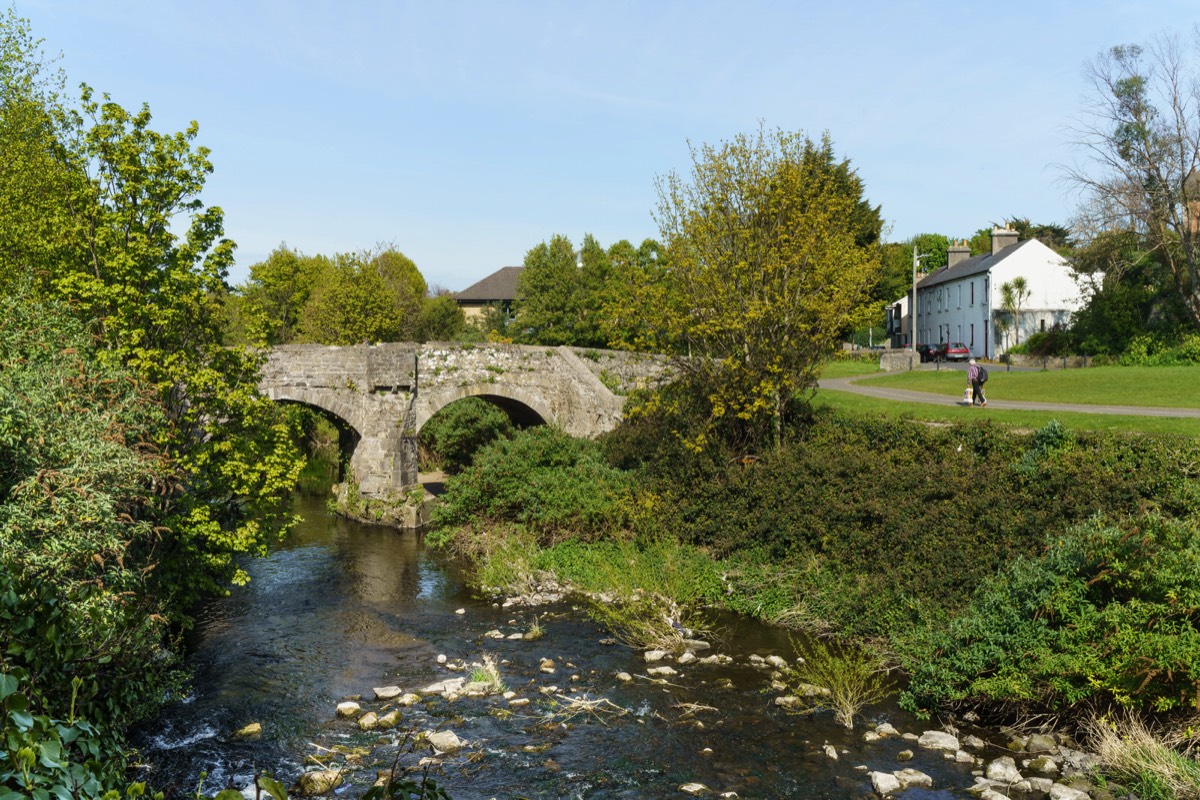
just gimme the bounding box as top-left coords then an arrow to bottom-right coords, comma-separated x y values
421,408 -> 1200,798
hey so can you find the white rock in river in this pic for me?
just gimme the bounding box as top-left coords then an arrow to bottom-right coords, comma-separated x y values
895,768 -> 933,789
870,771 -> 901,795
1049,784 -> 1090,800
420,677 -> 466,695
357,712 -> 379,731
539,658 -> 556,673
765,655 -> 788,670
918,730 -> 960,752
647,665 -> 677,676
678,651 -> 697,665
875,722 -> 900,737
823,744 -> 838,760
615,672 -> 632,682
986,756 -> 1023,784
436,654 -> 447,664
373,685 -> 403,700
426,730 -> 466,753
376,711 -> 401,729
679,782 -> 709,795
335,701 -> 361,718
293,769 -> 342,796
644,649 -> 668,662
1026,755 -> 1058,774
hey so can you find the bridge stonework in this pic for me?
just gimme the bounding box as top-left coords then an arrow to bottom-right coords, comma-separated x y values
260,343 -> 668,498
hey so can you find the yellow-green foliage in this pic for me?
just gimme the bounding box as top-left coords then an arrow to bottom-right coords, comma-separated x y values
655,125 -> 882,448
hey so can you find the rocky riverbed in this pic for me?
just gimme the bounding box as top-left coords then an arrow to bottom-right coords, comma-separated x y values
138,495 -> 1118,800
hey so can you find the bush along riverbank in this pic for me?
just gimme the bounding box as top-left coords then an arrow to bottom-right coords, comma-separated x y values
425,408 -> 1200,799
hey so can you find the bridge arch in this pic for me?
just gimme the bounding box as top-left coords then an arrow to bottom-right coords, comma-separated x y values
272,397 -> 361,482
414,384 -> 555,435
259,383 -> 414,498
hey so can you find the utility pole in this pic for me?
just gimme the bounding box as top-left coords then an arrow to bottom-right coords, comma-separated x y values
911,246 -> 931,365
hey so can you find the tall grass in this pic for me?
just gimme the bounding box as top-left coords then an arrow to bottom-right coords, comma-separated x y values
783,637 -> 889,729
1088,713 -> 1200,800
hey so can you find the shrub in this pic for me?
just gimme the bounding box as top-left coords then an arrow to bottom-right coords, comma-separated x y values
0,297 -> 180,795
418,397 -> 513,473
901,513 -> 1200,714
643,412 -> 1200,641
432,427 -> 633,541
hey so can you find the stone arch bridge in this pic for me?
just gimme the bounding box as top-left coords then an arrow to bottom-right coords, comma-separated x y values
259,343 -> 670,498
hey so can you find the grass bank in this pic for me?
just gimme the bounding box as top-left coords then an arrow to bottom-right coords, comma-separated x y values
854,364 -> 1200,407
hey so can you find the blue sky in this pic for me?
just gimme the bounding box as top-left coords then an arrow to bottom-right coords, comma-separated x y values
14,1 -> 1197,290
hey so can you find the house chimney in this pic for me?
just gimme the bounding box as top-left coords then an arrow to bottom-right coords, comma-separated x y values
991,226 -> 1019,256
947,240 -> 971,268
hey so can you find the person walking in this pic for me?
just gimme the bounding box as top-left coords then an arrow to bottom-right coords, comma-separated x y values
967,358 -> 987,406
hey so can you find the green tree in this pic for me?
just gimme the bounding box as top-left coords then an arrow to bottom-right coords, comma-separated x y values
1070,229 -> 1183,354
371,245 -> 426,340
0,7 -> 82,294
1066,38 -> 1200,329
877,233 -> 949,309
296,251 -> 405,344
515,234 -> 584,345
0,6 -> 305,606
417,292 -> 467,341
654,126 -> 881,449
598,238 -> 677,352
238,243 -> 330,345
25,87 -> 304,605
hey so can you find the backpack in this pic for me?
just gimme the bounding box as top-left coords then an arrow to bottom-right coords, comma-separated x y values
978,366 -> 988,384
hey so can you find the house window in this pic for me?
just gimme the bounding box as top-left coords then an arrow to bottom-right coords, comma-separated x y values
970,323 -> 974,347
970,281 -> 975,306
1040,319 -> 1046,332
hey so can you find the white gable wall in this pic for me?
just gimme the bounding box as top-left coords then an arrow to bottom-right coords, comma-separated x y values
987,240 -> 1080,353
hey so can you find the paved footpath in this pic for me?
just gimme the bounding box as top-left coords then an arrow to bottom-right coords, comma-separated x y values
817,375 -> 1200,419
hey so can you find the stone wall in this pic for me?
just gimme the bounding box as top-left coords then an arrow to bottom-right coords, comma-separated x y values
567,348 -> 678,394
879,351 -> 920,372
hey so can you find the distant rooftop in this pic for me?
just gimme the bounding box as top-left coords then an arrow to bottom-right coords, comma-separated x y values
916,238 -> 1037,290
456,266 -> 524,303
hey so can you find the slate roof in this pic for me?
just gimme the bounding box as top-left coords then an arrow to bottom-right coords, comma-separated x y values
455,266 -> 524,303
916,238 -> 1036,290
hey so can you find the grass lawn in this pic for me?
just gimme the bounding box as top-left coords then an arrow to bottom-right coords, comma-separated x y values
855,365 -> 1200,408
818,358 -> 884,379
811,389 -> 1200,437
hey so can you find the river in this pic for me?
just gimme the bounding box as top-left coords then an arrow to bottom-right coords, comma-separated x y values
134,492 -> 983,799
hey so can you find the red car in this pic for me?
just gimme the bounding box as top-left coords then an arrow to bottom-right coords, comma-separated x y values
934,342 -> 971,362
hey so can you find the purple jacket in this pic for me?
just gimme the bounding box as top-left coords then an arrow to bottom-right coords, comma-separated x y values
967,363 -> 981,383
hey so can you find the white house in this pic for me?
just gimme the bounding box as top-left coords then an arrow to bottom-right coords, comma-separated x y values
908,227 -> 1082,359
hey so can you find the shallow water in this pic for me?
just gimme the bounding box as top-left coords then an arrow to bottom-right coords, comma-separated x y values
134,494 -> 986,799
